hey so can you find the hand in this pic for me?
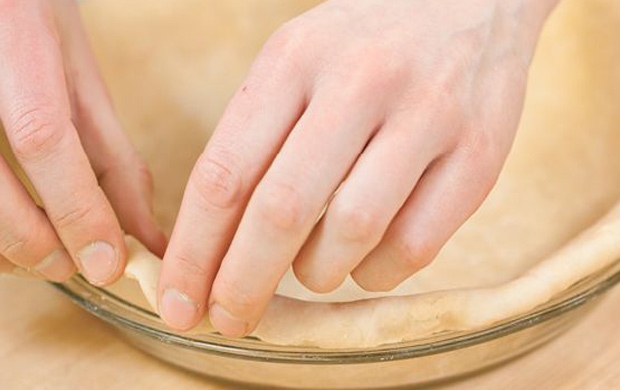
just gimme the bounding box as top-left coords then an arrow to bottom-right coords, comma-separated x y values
159,0 -> 558,335
0,0 -> 166,284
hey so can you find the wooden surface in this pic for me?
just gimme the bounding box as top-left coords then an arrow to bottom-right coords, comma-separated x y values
1,276 -> 619,389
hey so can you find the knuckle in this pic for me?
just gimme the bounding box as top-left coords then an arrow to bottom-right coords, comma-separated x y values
462,128 -> 494,159
338,46 -> 403,99
192,150 -> 243,209
460,129 -> 504,188
6,104 -> 69,161
0,228 -> 29,259
0,221 -> 37,264
257,20 -> 307,76
394,237 -> 436,271
255,181 -> 306,232
351,271 -> 396,293
265,20 -> 305,59
329,201 -> 382,243
416,78 -> 457,111
53,200 -> 98,231
173,253 -> 210,280
351,49 -> 388,77
298,271 -> 342,294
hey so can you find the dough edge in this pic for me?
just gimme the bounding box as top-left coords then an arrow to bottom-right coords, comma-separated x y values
122,200 -> 620,348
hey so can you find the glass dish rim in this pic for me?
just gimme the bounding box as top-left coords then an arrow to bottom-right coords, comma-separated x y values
52,263 -> 620,365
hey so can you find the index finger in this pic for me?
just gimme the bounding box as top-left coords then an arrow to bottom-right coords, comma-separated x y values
207,87 -> 381,336
0,5 -> 126,285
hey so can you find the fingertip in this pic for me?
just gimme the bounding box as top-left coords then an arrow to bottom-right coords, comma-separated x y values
292,261 -> 343,294
208,302 -> 251,337
159,288 -> 201,331
351,242 -> 435,293
76,240 -> 125,286
133,217 -> 168,258
157,246 -> 216,332
350,267 -> 397,292
149,229 -> 168,258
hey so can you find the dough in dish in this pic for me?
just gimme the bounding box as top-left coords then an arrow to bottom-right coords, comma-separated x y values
80,0 -> 620,348
124,200 -> 620,348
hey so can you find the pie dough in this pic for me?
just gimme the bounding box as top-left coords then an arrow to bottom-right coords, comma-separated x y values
5,0 -> 620,348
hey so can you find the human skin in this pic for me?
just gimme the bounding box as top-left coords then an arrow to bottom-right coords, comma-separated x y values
0,0 -> 561,338
158,0 -> 561,336
0,0 -> 166,284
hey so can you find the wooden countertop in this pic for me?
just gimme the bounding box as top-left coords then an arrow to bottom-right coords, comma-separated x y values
1,276 -> 619,389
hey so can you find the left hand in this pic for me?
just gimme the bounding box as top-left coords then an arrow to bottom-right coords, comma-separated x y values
158,0 -> 557,335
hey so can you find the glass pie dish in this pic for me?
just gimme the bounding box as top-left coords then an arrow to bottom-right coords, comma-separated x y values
53,258 -> 620,390
50,0 -> 620,388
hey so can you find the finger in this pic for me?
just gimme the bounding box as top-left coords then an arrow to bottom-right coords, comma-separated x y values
292,114 -> 445,293
158,40 -> 308,331
351,142 -> 501,291
0,156 -> 75,281
0,6 -> 126,286
55,1 -> 166,256
208,88 -> 382,337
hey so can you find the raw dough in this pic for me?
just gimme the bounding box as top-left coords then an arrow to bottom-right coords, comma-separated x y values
10,0 -> 620,348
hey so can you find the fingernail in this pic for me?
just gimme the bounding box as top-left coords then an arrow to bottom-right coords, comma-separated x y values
77,241 -> 118,285
160,289 -> 198,330
35,249 -> 75,282
209,302 -> 249,337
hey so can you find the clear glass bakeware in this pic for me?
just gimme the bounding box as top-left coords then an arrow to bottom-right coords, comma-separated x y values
54,260 -> 620,389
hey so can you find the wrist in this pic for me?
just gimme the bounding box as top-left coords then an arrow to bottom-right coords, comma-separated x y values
521,0 -> 561,26
498,0 -> 561,64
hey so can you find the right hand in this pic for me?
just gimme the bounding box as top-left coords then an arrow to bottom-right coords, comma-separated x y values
0,0 -> 166,284
158,0 -> 557,335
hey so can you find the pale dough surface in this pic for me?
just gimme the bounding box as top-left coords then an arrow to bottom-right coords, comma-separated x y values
63,0 -> 620,347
